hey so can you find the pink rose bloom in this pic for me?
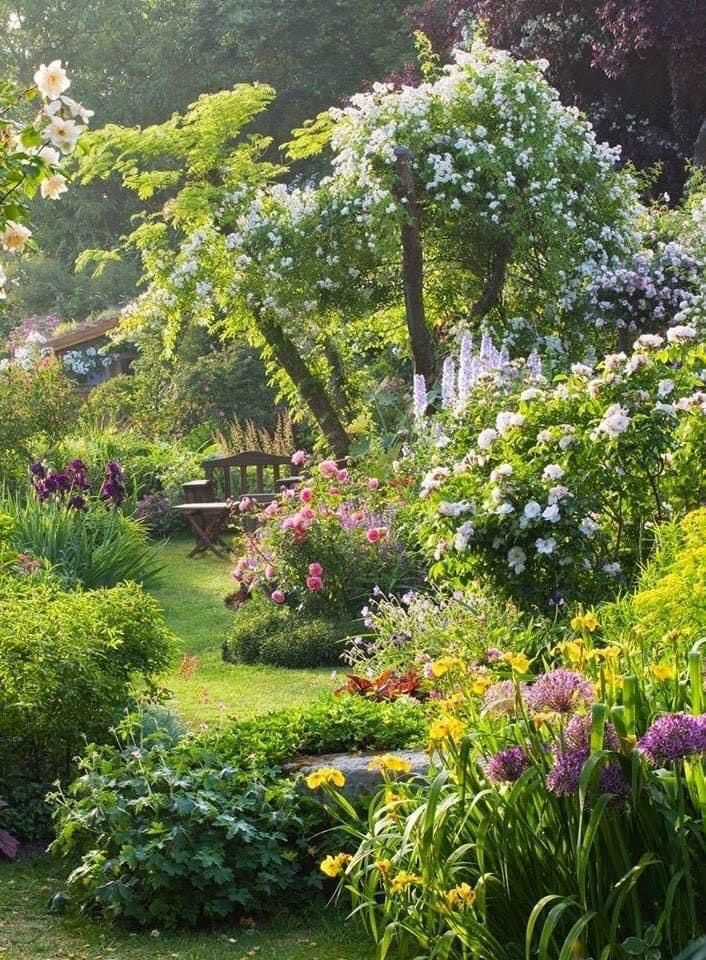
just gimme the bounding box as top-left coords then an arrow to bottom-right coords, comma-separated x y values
264,564 -> 275,579
238,496 -> 253,512
368,478 -> 380,491
328,486 -> 340,496
271,589 -> 286,604
292,449 -> 308,467
336,468 -> 349,483
308,562 -> 323,577
366,527 -> 388,544
281,516 -> 297,531
300,488 -> 313,503
299,507 -> 316,522
318,459 -> 339,479
306,575 -> 324,591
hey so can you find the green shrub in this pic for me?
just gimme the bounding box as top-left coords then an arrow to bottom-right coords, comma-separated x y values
50,735 -> 315,926
211,693 -> 428,770
225,596 -> 351,667
0,360 -> 79,490
0,579 -> 175,837
1,494 -> 163,589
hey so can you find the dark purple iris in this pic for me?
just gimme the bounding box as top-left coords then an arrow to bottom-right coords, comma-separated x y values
101,461 -> 126,506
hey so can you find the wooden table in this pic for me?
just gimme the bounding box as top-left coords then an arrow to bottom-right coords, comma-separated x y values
173,502 -> 232,558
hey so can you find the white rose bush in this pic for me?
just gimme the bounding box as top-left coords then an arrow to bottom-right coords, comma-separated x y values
0,60 -> 91,302
413,331 -> 706,608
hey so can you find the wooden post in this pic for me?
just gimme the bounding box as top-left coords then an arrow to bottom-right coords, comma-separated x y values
394,145 -> 436,382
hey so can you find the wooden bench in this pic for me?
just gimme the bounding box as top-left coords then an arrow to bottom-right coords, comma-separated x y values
177,451 -> 299,557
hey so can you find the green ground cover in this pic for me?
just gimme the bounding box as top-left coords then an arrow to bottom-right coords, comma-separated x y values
0,857 -> 369,960
1,537 -> 364,960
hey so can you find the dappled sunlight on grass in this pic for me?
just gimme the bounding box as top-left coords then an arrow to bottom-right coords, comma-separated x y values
150,537 -> 340,724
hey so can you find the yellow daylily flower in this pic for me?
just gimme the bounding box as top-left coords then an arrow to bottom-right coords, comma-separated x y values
650,663 -> 677,682
471,675 -> 493,695
390,872 -> 423,893
571,612 -> 599,633
429,717 -> 465,743
305,766 -> 346,790
368,754 -> 413,774
445,882 -> 476,909
431,656 -> 462,678
320,852 -> 352,878
502,652 -> 530,673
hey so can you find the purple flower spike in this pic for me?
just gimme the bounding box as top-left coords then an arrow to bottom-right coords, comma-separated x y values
485,746 -> 529,785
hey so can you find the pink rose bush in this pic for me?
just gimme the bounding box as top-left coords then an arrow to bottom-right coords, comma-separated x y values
231,458 -> 417,619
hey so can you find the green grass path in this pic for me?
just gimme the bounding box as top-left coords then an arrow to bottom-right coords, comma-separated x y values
0,538 -> 372,960
151,537 -> 339,725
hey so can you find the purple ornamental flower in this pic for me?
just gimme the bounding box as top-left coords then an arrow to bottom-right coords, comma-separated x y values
482,680 -> 521,717
525,669 -> 595,715
441,356 -> 456,410
485,746 -> 530,785
547,716 -> 626,797
637,713 -> 706,766
101,460 -> 126,506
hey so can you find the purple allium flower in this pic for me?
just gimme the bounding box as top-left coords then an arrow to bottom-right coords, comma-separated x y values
564,714 -> 620,752
482,680 -> 521,717
525,670 -> 595,715
598,763 -> 630,799
547,715 -> 626,798
546,744 -> 588,796
637,713 -> 706,766
485,746 -> 530,785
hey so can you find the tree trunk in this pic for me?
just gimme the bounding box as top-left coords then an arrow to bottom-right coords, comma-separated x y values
256,313 -> 351,459
394,146 -> 436,382
471,242 -> 511,319
694,117 -> 706,169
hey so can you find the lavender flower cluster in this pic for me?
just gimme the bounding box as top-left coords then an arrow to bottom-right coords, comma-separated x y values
414,332 -> 542,420
584,241 -> 699,335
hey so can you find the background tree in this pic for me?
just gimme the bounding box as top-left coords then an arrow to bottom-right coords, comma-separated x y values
0,0 -> 419,325
406,0 -> 706,197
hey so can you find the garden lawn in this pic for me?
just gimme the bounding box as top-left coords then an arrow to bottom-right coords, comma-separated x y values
0,856 -> 370,960
151,537 -> 340,726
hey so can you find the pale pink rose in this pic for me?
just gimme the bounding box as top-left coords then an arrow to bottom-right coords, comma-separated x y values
271,590 -> 286,604
336,468 -> 349,483
306,575 -> 324,591
328,486 -> 340,496
368,478 -> 380,491
238,496 -> 253,512
308,562 -> 324,577
264,564 -> 275,579
318,459 -> 339,478
291,449 -> 308,467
